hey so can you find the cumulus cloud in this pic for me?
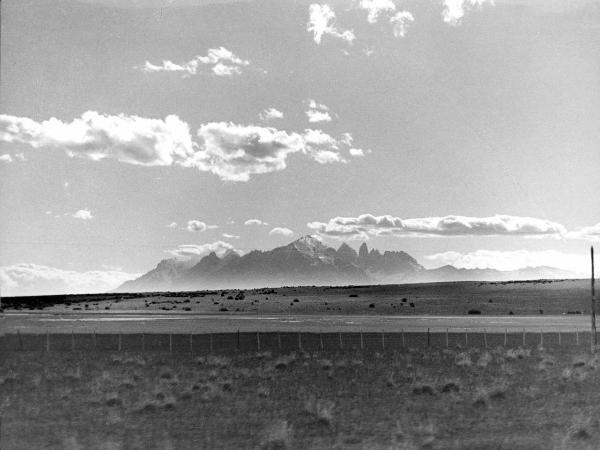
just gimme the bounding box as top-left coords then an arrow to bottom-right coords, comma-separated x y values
259,108 -> 284,121
186,220 -> 208,232
222,233 -> 240,239
305,99 -> 336,123
349,148 -> 365,157
359,0 -> 396,23
0,154 -> 13,163
425,249 -> 588,274
442,0 -> 494,26
307,214 -> 567,240
0,111 -> 195,166
166,241 -> 239,261
0,112 -> 362,182
390,11 -> 415,38
269,227 -> 294,237
307,4 -> 355,45
138,47 -> 250,77
71,209 -> 93,220
190,122 -> 352,181
244,219 -> 268,226
0,263 -> 139,296
167,222 -> 178,228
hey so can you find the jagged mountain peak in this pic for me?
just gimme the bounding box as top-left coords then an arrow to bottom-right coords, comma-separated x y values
358,242 -> 369,259
291,235 -> 330,257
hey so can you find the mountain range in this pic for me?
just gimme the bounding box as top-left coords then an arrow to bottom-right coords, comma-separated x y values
116,235 -> 581,292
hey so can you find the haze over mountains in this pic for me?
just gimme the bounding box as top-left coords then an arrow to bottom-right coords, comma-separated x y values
116,236 -> 581,292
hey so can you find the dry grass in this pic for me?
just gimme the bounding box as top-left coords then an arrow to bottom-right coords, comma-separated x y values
2,346 -> 600,448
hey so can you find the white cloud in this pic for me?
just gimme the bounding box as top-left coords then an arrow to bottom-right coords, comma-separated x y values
0,263 -> 140,296
244,219 -> 268,226
390,11 -> 415,38
167,222 -> 178,228
568,223 -> 600,242
71,209 -> 93,220
307,4 -> 355,45
222,233 -> 240,239
0,111 -> 195,166
259,108 -> 284,121
269,227 -> 294,237
306,110 -> 332,123
307,214 -> 567,240
425,249 -> 588,274
442,0 -> 494,26
305,99 -> 334,123
166,241 -> 239,261
186,220 -> 208,232
349,148 -> 365,156
360,0 -> 396,23
190,122 -> 352,181
138,47 -> 250,77
14,152 -> 26,161
0,154 -> 13,163
0,113 -> 361,182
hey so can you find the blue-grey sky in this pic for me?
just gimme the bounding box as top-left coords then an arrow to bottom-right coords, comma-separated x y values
1,0 -> 599,294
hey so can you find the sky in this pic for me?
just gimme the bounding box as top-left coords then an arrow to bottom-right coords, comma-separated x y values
1,0 -> 599,295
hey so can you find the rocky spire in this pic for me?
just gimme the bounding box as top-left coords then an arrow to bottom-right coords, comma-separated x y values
358,242 -> 369,260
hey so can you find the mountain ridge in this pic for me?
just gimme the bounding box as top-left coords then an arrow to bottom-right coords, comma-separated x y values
116,235 -> 582,292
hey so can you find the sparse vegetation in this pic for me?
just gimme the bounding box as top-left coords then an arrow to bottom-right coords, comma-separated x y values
2,344 -> 600,448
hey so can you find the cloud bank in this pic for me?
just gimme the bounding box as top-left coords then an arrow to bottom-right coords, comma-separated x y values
0,264 -> 140,296
0,112 -> 364,182
138,47 -> 250,77
307,214 -> 567,239
359,0 -> 396,23
390,11 -> 415,38
425,249 -> 588,274
166,241 -> 239,260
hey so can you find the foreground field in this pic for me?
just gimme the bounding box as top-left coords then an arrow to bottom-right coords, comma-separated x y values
3,345 -> 600,449
3,279 -> 590,316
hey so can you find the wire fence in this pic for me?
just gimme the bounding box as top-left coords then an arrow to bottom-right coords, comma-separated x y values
0,329 -> 595,353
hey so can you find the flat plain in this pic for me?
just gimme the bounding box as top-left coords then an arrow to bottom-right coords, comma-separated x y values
3,345 -> 600,449
3,279 -> 590,316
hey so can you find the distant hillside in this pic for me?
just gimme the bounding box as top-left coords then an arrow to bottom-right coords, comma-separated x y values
116,235 -> 582,292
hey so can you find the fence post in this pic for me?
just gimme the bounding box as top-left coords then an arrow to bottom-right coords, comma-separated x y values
17,329 -> 22,350
558,329 -> 561,346
118,332 -> 122,352
484,328 -> 487,349
71,330 -> 75,351
237,329 -> 240,350
278,332 -> 282,351
169,334 -> 172,353
142,333 -> 145,352
339,332 -> 343,350
360,331 -> 364,350
504,328 -> 507,347
298,332 -> 302,352
381,330 -> 385,351
93,330 -> 97,349
576,329 -> 579,345
46,330 -> 50,353
210,333 -> 213,353
319,331 -> 323,351
190,333 -> 193,354
540,329 -> 543,348
427,328 -> 430,347
402,329 -> 405,348
522,328 -> 525,347
465,328 -> 468,347
446,328 -> 449,348
256,331 -> 260,351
